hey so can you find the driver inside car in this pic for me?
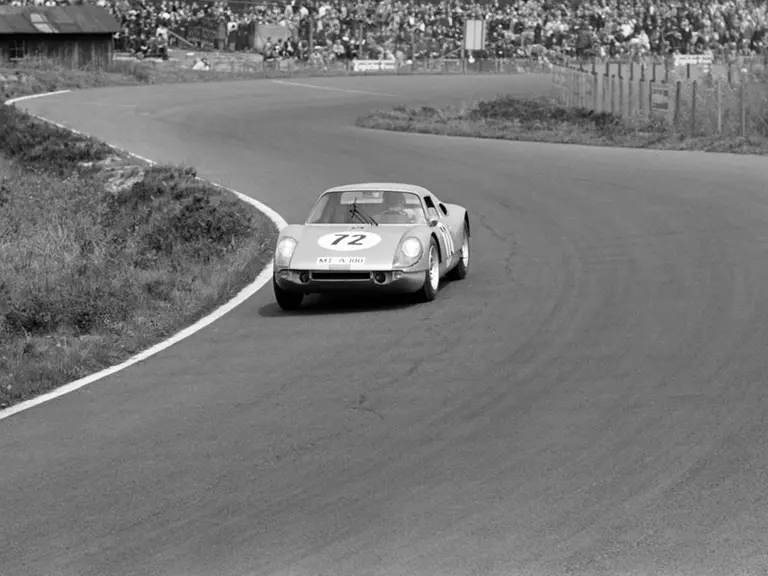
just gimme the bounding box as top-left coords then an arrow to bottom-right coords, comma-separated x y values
378,192 -> 420,224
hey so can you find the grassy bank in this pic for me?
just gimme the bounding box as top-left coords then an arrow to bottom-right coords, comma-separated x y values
356,94 -> 768,155
0,103 -> 277,410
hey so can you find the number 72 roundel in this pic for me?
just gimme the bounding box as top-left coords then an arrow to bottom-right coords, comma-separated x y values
317,231 -> 383,252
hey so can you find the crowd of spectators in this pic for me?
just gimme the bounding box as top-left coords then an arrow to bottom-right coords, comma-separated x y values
2,0 -> 768,63
300,0 -> 768,62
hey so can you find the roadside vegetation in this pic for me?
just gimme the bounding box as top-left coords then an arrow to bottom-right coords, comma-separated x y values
0,102 -> 277,410
356,88 -> 768,155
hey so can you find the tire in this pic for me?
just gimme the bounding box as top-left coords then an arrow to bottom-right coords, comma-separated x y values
273,276 -> 303,311
418,238 -> 440,302
447,224 -> 470,281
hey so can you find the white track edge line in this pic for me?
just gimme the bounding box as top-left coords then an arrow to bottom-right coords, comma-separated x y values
1,89 -> 287,422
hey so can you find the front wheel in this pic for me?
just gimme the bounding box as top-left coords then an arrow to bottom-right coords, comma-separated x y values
447,224 -> 469,281
273,276 -> 304,311
417,238 -> 440,302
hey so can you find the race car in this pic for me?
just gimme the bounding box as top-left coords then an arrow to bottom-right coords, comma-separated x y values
272,182 -> 471,310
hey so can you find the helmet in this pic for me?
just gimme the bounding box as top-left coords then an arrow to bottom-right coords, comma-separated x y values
386,191 -> 408,209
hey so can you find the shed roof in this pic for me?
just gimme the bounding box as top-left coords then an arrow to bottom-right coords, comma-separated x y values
0,5 -> 120,35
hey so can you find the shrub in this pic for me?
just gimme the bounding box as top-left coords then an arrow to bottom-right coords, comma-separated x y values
0,104 -> 112,174
0,113 -> 276,408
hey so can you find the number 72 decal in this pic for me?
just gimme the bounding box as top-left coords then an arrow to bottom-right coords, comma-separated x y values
317,231 -> 382,252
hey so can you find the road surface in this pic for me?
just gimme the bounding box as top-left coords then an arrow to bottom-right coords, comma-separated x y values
3,74 -> 768,576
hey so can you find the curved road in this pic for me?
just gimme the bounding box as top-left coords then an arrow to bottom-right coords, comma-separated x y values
4,74 -> 768,576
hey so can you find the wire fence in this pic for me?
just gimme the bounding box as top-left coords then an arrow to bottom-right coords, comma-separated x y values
551,57 -> 768,138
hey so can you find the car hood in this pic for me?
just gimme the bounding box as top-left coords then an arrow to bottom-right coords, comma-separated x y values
290,224 -> 422,270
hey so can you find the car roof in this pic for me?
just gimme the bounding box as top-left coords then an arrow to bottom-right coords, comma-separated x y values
322,182 -> 432,197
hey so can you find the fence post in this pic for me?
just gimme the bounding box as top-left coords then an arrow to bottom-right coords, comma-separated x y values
628,62 -> 634,118
673,80 -> 682,127
716,79 -> 722,134
618,65 -> 624,117
593,70 -> 599,111
552,64 -> 557,99
576,67 -> 581,106
691,80 -> 697,135
740,80 -> 746,137
648,79 -> 653,119
611,74 -> 616,115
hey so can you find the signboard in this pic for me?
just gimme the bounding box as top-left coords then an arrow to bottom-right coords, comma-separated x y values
464,19 -> 486,51
673,53 -> 713,67
351,59 -> 397,72
651,85 -> 670,118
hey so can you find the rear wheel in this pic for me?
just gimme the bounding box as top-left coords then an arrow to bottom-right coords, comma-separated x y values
273,276 -> 303,311
448,224 -> 470,281
417,238 -> 440,302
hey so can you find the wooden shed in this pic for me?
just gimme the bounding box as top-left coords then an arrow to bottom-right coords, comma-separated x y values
0,5 -> 120,69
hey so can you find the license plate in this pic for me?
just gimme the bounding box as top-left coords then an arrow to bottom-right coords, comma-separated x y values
317,257 -> 366,265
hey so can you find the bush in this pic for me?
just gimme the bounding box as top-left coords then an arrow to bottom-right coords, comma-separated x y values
470,95 -> 622,130
103,165 -> 254,266
357,91 -> 768,153
0,104 -> 112,174
0,110 -> 277,409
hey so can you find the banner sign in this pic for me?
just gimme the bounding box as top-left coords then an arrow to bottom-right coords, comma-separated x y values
673,53 -> 713,67
672,52 -> 713,73
352,59 -> 397,72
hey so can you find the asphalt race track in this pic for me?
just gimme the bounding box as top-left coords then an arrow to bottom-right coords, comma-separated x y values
4,74 -> 768,576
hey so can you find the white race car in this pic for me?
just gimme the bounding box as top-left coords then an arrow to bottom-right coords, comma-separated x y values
272,182 -> 471,310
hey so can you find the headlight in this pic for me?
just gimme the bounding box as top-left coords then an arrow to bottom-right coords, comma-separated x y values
275,236 -> 297,268
393,237 -> 423,268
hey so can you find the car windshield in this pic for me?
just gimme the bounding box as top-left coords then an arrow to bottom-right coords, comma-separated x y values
306,190 -> 428,225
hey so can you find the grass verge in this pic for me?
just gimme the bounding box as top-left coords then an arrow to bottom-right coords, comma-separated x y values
0,103 -> 278,410
355,92 -> 768,155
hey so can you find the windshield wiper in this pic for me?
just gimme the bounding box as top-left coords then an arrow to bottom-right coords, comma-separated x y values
349,200 -> 378,226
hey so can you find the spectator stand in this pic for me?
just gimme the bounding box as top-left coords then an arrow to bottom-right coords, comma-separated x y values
28,0 -> 766,81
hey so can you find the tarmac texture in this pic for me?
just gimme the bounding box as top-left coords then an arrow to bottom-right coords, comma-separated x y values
3,74 -> 768,576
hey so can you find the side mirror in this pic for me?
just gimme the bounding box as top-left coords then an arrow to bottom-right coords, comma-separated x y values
428,217 -> 439,227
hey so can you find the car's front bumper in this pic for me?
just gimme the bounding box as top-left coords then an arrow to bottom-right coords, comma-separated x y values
274,268 -> 427,295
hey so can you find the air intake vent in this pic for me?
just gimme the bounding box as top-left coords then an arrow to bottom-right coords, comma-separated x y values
311,272 -> 371,281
